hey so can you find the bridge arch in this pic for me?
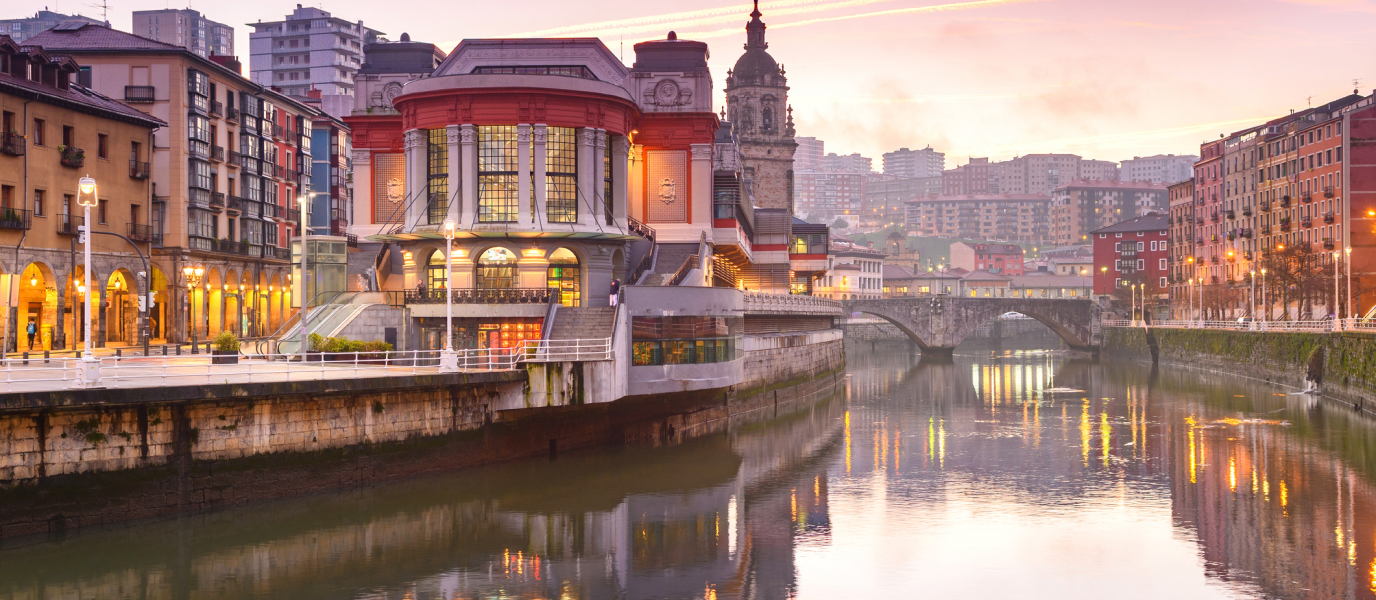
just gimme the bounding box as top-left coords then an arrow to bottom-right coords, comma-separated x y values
844,297 -> 1100,356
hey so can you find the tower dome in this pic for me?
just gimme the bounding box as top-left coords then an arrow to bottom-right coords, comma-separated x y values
730,0 -> 780,85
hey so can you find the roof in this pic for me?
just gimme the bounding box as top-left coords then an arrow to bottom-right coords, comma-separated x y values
0,77 -> 164,128
1091,213 -> 1169,235
882,264 -> 914,279
908,194 -> 1050,203
961,270 -> 1011,282
1054,179 -> 1168,192
954,241 -> 1023,254
1008,275 -> 1093,287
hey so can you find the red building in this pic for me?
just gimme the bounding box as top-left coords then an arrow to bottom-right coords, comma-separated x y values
949,241 -> 1025,276
1091,214 -> 1169,297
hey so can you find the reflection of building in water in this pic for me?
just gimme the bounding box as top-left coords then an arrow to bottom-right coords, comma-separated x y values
1167,396 -> 1376,599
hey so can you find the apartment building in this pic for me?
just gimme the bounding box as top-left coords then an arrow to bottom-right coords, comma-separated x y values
1120,154 -> 1196,184
29,23 -> 323,345
1165,178 -> 1194,315
861,173 -> 940,231
1091,214 -> 1169,299
905,194 -> 1051,243
131,9 -> 234,59
248,5 -> 382,116
0,11 -> 104,44
794,136 -> 823,171
950,241 -> 1025,276
796,170 -> 865,224
821,152 -> 871,173
942,157 -> 994,195
882,146 -> 944,179
1049,180 -> 1167,247
0,35 -> 164,351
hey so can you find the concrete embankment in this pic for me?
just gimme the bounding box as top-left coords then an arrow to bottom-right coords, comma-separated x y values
0,343 -> 845,542
1103,327 -> 1376,409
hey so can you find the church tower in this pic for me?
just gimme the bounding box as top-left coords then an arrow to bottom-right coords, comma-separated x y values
725,0 -> 797,214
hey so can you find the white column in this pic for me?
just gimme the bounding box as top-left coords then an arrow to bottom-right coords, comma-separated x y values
628,143 -> 644,223
612,136 -> 630,224
690,143 -> 714,230
446,125 -> 461,225
576,128 -> 596,227
594,130 -> 608,226
517,124 -> 532,225
459,124 -> 477,228
533,124 -> 548,223
403,128 -> 427,231
349,148 -> 372,236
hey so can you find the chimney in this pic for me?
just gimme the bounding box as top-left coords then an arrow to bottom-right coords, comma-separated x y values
307,87 -> 322,99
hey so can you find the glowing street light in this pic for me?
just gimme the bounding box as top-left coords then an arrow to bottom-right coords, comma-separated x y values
439,219 -> 458,373
74,175 -> 99,385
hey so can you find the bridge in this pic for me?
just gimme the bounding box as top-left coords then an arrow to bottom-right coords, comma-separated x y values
842,297 -> 1101,358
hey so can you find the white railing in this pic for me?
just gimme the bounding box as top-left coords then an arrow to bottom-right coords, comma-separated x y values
1102,318 -> 1376,333
744,292 -> 844,316
0,338 -> 614,393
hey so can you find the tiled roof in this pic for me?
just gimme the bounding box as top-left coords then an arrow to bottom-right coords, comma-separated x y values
1008,275 -> 1093,287
1091,213 -> 1169,234
961,270 -> 1011,282
0,68 -> 162,128
25,23 -> 181,51
882,264 -> 914,279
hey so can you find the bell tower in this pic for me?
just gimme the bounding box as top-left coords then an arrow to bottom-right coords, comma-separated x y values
725,0 -> 797,213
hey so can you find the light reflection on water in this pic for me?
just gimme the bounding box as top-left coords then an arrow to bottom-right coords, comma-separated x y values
3,338 -> 1376,599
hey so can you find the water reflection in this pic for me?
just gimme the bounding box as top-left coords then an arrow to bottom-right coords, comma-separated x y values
6,338 -> 1376,599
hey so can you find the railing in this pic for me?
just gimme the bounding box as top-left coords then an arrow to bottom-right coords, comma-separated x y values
1324,213 -> 1335,224
210,145 -> 225,162
209,101 -> 223,117
59,146 -> 84,168
667,255 -> 699,286
1103,318 -> 1376,333
226,106 -> 239,122
0,133 -> 24,156
228,150 -> 243,168
401,287 -> 553,305
271,124 -> 285,139
57,213 -> 83,235
129,159 -> 150,179
1325,186 -> 1335,198
210,192 -> 225,208
0,208 -> 31,231
216,239 -> 249,255
745,291 -> 844,315
123,86 -> 155,103
270,247 -> 291,260
226,195 -> 244,213
128,223 -> 157,243
628,216 -> 656,243
630,251 -> 653,285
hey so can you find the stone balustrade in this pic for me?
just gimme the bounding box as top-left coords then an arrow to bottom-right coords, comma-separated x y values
743,292 -> 844,316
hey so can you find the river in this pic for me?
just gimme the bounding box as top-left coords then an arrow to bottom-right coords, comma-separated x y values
3,337 -> 1376,599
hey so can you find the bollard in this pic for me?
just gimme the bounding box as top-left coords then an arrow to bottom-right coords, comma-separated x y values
116,348 -> 122,358
162,345 -> 167,356
21,351 -> 27,366
176,345 -> 182,356
43,350 -> 49,364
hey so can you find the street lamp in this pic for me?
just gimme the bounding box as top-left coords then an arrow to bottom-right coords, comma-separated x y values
439,219 -> 458,373
1334,251 -> 1341,330
1346,246 -> 1353,321
296,192 -> 323,361
1249,270 -> 1256,328
75,176 -> 99,384
182,264 -> 204,352
1260,268 -> 1267,328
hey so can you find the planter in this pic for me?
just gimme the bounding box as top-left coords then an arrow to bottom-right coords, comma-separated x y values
211,349 -> 239,365
323,351 -> 391,365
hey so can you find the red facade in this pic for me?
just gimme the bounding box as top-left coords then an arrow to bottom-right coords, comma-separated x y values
1092,216 -> 1169,296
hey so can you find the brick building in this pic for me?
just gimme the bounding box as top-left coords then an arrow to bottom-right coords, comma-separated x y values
1050,180 -> 1167,247
1091,214 -> 1169,300
1166,178 -> 1195,317
949,241 -> 1025,276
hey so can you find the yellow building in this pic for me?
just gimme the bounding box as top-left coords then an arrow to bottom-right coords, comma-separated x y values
0,35 -> 164,351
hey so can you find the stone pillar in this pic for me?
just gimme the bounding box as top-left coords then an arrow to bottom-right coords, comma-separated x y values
350,149 -> 371,236
403,128 -> 427,231
54,276 -> 66,350
95,278 -> 107,348
612,135 -> 630,225
459,125 -> 477,229
516,125 -> 533,224
690,144 -> 714,231
576,128 -> 597,228
594,130 -> 608,226
533,124 -> 548,223
446,125 -> 461,225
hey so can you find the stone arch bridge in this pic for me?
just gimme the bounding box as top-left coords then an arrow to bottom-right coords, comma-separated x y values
843,297 -> 1101,358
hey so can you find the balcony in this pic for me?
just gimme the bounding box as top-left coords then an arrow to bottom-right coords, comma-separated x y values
1243,251 -> 1253,261
1226,210 -> 1235,220
0,207 -> 31,231
210,192 -> 225,209
1302,193 -> 1313,203
210,145 -> 225,162
127,223 -> 159,244
1325,186 -> 1335,198
1260,202 -> 1271,212
1260,225 -> 1271,234
216,239 -> 249,255
1,133 -> 24,156
1210,213 -> 1220,223
270,124 -> 285,139
56,214 -> 83,236
228,150 -> 243,169
262,202 -> 281,219
1280,220 -> 1292,232
59,146 -> 84,168
1301,218 -> 1313,228
1324,213 -> 1335,224
1195,217 -> 1204,225
1210,256 -> 1219,264
1195,237 -> 1204,245
129,159 -> 150,179
1242,207 -> 1252,217
1281,196 -> 1292,208
270,247 -> 291,260
123,86 -> 155,103
1240,229 -> 1253,239
1324,238 -> 1336,250
400,287 -> 553,305
225,106 -> 239,122
209,101 -> 222,118
227,195 -> 245,213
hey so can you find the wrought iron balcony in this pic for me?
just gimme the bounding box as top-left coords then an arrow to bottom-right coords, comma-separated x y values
129,159 -> 150,179
225,106 -> 240,122
1324,213 -> 1335,224
211,145 -> 225,162
400,287 -> 554,305
56,213 -> 83,236
1225,210 -> 1235,220
1324,238 -> 1336,250
127,223 -> 158,244
59,146 -> 84,168
210,192 -> 225,208
1301,218 -> 1313,228
209,101 -> 223,117
0,207 -> 31,231
1260,202 -> 1271,211
1324,186 -> 1335,198
1280,220 -> 1292,231
1242,207 -> 1252,217
0,133 -> 24,156
1281,195 -> 1292,207
1210,213 -> 1220,223
123,86 -> 155,103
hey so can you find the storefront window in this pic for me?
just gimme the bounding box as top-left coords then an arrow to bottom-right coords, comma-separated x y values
426,250 -> 447,293
547,247 -> 580,306
631,316 -> 742,366
476,247 -> 516,289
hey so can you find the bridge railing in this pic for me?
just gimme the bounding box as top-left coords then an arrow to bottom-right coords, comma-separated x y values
1103,318 -> 1376,333
744,292 -> 844,316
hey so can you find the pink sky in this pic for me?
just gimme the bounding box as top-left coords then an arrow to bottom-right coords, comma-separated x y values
77,0 -> 1376,165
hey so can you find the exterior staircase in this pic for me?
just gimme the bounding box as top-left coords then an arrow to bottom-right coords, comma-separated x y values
547,306 -> 616,340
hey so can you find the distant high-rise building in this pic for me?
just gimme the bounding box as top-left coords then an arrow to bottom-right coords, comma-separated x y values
1080,159 -> 1119,182
822,152 -> 872,173
1119,154 -> 1198,184
794,136 -> 824,171
0,11 -> 104,44
943,157 -> 996,195
132,9 -> 234,58
883,146 -> 945,179
1050,180 -> 1168,246
992,154 -> 1123,195
248,4 -> 382,118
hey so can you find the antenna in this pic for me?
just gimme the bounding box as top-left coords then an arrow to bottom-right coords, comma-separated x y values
86,0 -> 109,21
1307,95 -> 1312,108
1355,78 -> 1362,94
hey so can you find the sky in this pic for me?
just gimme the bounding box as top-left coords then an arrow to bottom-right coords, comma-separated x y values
39,0 -> 1376,166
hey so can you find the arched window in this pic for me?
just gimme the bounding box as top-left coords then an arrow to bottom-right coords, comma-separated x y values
761,105 -> 773,131
476,247 -> 516,289
426,250 -> 447,293
547,248 -> 580,306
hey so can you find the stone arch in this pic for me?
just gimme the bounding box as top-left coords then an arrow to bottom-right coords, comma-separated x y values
224,268 -> 241,337
268,273 -> 284,333
105,268 -> 138,345
18,262 -> 58,351
547,246 -> 582,306
845,297 -> 1100,356
849,308 -> 935,350
205,268 -> 223,337
148,265 -> 170,342
474,245 -> 518,289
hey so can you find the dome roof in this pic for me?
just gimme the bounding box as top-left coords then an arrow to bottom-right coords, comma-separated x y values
732,48 -> 778,81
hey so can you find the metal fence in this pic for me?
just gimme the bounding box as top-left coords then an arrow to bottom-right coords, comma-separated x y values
1102,318 -> 1376,332
0,337 -> 615,392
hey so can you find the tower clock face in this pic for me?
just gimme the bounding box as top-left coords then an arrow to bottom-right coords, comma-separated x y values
655,80 -> 680,103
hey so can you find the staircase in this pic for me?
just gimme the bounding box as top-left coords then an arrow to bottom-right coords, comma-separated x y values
547,306 -> 616,340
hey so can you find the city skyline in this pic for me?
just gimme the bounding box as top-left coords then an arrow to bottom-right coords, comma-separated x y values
28,0 -> 1375,164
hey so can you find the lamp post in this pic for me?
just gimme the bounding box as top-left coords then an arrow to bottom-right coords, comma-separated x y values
1345,246 -> 1353,322
1334,251 -> 1342,331
74,176 -> 99,385
1260,268 -> 1267,329
1131,282 -> 1138,326
295,192 -> 322,361
439,219 -> 458,373
1249,270 -> 1256,329
182,264 -> 203,352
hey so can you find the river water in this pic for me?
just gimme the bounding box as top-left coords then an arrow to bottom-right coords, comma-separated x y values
3,337 -> 1376,599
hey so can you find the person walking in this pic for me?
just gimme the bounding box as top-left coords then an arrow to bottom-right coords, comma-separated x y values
609,279 -> 620,307
25,319 -> 36,351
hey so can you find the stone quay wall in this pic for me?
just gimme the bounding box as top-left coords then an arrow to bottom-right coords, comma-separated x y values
740,330 -> 845,396
1103,327 -> 1376,409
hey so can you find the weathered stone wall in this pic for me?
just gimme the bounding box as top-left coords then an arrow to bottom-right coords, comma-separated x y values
739,330 -> 845,395
1104,327 -> 1376,408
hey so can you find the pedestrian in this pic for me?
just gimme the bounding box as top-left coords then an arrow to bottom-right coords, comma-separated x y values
609,279 -> 620,307
25,319 -> 36,351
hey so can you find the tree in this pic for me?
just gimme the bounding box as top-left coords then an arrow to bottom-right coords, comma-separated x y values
831,217 -> 850,230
